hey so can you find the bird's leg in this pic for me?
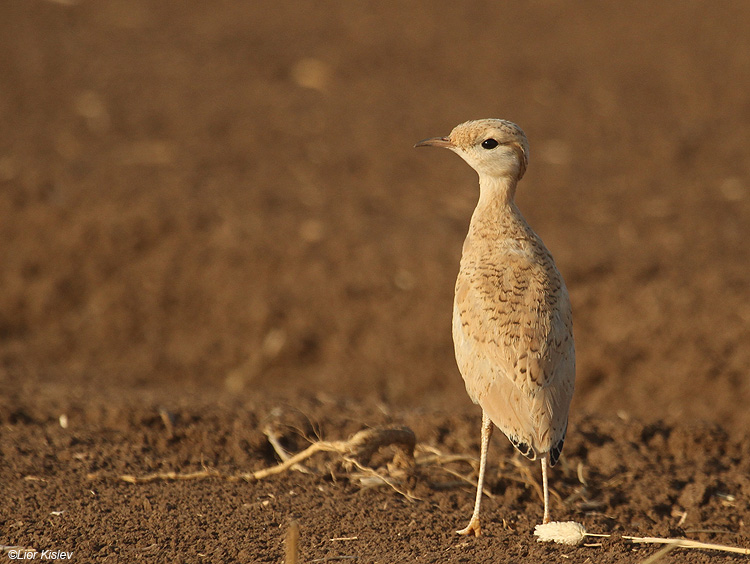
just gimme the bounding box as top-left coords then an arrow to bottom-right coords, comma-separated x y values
457,410 -> 493,536
541,454 -> 550,524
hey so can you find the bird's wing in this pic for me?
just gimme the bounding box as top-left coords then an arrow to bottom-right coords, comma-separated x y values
453,249 -> 575,460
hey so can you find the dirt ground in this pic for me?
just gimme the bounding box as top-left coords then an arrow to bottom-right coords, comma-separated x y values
2,1 -> 750,563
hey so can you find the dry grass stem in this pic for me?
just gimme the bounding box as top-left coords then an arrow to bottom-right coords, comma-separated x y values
429,465 -> 496,498
120,469 -> 221,483
624,536 -> 750,555
263,426 -> 314,475
285,520 -> 299,564
638,543 -> 678,564
508,456 -> 564,509
341,455 -> 420,502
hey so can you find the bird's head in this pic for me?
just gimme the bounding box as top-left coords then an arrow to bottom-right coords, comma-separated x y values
415,119 -> 529,181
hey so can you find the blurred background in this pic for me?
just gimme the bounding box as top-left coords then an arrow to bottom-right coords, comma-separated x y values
1,0 -> 749,430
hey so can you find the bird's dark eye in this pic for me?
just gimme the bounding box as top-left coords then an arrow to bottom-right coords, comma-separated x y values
481,138 -> 499,149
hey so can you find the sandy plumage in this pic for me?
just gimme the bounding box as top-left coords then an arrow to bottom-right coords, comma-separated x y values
417,119 -> 575,535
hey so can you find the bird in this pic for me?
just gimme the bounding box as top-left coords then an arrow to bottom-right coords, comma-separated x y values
415,119 -> 575,536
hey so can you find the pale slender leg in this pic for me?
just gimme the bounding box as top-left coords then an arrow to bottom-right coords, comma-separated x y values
541,454 -> 550,524
457,410 -> 493,536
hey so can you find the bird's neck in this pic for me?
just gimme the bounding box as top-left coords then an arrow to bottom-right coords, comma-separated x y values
476,174 -> 518,211
466,174 -> 529,243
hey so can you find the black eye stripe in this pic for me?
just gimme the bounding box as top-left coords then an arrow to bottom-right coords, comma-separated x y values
481,138 -> 499,149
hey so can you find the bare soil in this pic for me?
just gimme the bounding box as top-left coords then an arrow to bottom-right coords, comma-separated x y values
1,2 -> 750,563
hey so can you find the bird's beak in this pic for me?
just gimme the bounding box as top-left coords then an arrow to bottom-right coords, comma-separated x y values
414,136 -> 453,149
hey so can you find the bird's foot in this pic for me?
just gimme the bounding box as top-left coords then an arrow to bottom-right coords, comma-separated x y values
456,517 -> 482,537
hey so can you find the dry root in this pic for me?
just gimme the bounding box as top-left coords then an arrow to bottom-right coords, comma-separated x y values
114,425 -> 421,499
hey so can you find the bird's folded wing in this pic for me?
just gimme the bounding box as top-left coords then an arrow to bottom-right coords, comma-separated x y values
453,253 -> 574,457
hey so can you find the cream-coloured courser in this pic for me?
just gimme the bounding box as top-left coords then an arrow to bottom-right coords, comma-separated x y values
416,119 -> 575,536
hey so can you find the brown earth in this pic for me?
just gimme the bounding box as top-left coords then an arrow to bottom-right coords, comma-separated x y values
1,1 -> 750,563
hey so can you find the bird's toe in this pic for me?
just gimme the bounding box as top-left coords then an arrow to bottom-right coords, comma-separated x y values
456,517 -> 482,537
